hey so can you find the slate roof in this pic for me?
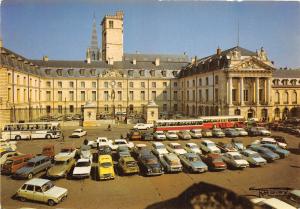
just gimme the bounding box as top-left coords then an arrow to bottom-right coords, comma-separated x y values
273,69 -> 300,78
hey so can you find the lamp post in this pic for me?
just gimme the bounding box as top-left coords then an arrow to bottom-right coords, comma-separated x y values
111,81 -> 116,119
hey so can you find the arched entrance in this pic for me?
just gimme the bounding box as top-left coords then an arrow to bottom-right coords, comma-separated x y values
205,106 -> 209,116
261,108 -> 268,122
274,108 -> 280,119
290,107 -> 300,117
129,104 -> 134,114
247,109 -> 255,119
282,107 -> 289,120
234,108 -> 241,115
186,105 -> 189,115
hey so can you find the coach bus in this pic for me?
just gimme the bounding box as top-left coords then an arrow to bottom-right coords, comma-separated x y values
154,119 -> 204,131
1,122 -> 61,140
201,115 -> 245,129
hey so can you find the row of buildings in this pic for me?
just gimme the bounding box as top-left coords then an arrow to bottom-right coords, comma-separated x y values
0,11 -> 299,128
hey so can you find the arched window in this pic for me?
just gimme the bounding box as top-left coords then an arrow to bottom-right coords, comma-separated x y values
284,91 -> 289,104
275,91 -> 280,104
274,108 -> 280,118
292,91 -> 297,104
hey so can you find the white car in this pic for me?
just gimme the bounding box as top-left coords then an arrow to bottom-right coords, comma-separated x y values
166,131 -> 179,140
251,198 -> 296,209
87,137 -> 112,148
71,129 -> 87,138
199,140 -> 221,154
153,131 -> 166,140
133,123 -> 153,130
240,149 -> 267,166
72,158 -> 92,178
222,152 -> 249,169
235,128 -> 248,136
151,142 -> 169,156
80,145 -> 92,161
189,129 -> 202,139
0,150 -> 19,165
166,143 -> 187,155
55,147 -> 77,160
184,143 -> 202,155
250,127 -> 271,136
261,137 -> 287,149
110,139 -> 134,151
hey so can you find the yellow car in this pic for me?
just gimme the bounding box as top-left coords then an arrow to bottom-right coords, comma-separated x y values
98,155 -> 115,180
118,156 -> 139,175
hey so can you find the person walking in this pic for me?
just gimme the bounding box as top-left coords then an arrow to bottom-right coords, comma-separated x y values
61,132 -> 65,142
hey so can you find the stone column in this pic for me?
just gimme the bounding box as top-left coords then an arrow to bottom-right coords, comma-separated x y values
240,77 -> 244,105
227,77 -> 232,106
255,77 -> 260,105
267,78 -> 271,105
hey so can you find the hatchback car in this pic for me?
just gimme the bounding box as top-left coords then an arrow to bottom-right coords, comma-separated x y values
201,153 -> 227,171
98,155 -> 115,180
72,158 -> 91,179
153,131 -> 167,140
212,128 -> 225,138
177,131 -> 192,140
184,143 -> 202,155
15,178 -> 68,206
166,131 -> 179,140
240,149 -> 267,166
118,156 -> 139,175
224,128 -> 240,137
47,156 -> 76,178
137,152 -> 164,176
70,129 -> 87,138
189,129 -> 202,139
159,153 -> 182,173
202,129 -> 212,137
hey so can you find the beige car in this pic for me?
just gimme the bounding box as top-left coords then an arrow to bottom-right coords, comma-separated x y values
46,156 -> 75,178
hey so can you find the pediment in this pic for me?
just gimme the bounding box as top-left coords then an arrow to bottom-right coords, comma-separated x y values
230,57 -> 275,72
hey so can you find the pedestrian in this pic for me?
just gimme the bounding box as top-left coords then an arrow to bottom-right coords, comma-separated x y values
61,132 -> 64,141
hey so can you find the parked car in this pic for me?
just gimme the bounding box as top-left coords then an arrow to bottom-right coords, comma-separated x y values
199,140 -> 221,154
151,142 -> 169,157
179,153 -> 208,173
70,129 -> 87,138
222,152 -> 249,169
231,139 -> 246,151
217,142 -> 238,153
260,137 -> 287,149
98,145 -> 112,156
117,145 -> 131,159
92,137 -> 113,148
72,158 -> 91,179
55,147 -> 77,160
1,154 -> 33,175
110,139 -> 134,151
47,155 -> 76,178
133,123 -> 153,130
159,153 -> 183,173
177,131 -> 192,140
201,153 -> 227,171
15,178 -> 68,206
240,149 -> 267,166
212,128 -> 225,138
137,151 -> 164,176
184,143 -> 202,155
251,197 -> 296,209
189,129 -> 202,139
127,130 -> 142,141
224,128 -> 240,137
166,131 -> 179,140
248,145 -> 280,162
271,135 -> 287,146
261,144 -> 290,158
41,145 -> 55,160
132,144 -> 148,158
0,150 -> 19,165
282,189 -> 300,208
249,127 -> 271,136
98,155 -> 115,180
166,142 -> 187,155
118,156 -> 139,175
79,145 -> 92,161
13,156 -> 52,179
141,132 -> 153,141
202,129 -> 212,137
153,131 -> 166,140
235,128 -> 248,136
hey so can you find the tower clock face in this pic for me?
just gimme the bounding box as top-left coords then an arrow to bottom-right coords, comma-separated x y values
111,81 -> 116,86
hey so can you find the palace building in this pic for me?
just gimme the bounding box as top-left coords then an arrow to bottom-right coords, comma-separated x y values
0,11 -> 299,128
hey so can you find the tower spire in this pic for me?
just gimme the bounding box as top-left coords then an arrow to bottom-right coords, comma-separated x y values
90,14 -> 98,49
237,20 -> 240,47
86,14 -> 101,62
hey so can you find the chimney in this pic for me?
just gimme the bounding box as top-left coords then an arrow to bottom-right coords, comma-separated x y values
108,57 -> 114,65
43,56 -> 48,62
155,58 -> 160,66
133,58 -> 137,65
217,47 -> 222,55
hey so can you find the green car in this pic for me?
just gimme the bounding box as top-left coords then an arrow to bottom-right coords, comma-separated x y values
46,156 -> 76,178
15,178 -> 68,206
118,156 -> 139,175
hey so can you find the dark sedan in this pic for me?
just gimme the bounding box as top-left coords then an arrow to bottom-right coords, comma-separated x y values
142,132 -> 154,141
137,151 -> 164,176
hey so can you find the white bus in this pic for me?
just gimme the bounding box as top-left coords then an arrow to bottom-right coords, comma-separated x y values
1,122 -> 61,140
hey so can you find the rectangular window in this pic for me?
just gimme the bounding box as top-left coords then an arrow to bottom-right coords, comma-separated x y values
104,91 -> 109,101
23,89 -> 26,102
92,91 -> 96,101
173,104 -> 178,112
117,82 -> 122,88
46,91 -> 51,101
163,104 -> 167,112
117,91 -> 122,101
151,91 -> 156,100
173,91 -> 178,100
163,91 -> 167,100
8,88 -> 11,102
215,76 -> 219,84
206,89 -> 209,102
206,77 -> 209,85
8,73 -> 11,83
199,90 -> 202,102
152,82 -> 156,88
17,75 -> 20,85
35,90 -> 38,101
129,91 -> 134,101
192,80 -> 195,87
92,82 -> 96,88
69,105 -> 74,113
259,89 -> 263,102
141,91 -> 145,100
187,90 -> 189,101
23,77 -> 26,85
80,91 -> 85,101
129,82 -> 134,88
187,81 -> 189,88
109,20 -> 113,28
193,90 -> 195,101
81,82 -> 85,88
58,81 -> 62,88
46,81 -> 51,87
244,90 -> 249,102
69,91 -> 74,101
46,105 -> 51,113
104,82 -> 108,88
58,91 -> 62,101
215,89 -> 218,102
163,82 -> 167,87
141,82 -> 145,88
58,105 -> 62,113
174,82 -> 177,87
232,89 -> 237,102
69,81 -> 74,88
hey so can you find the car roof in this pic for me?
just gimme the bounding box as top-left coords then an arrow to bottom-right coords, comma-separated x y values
227,152 -> 240,156
164,153 -> 178,159
77,158 -> 90,162
183,152 -> 198,158
152,141 -> 163,145
186,143 -> 197,146
135,144 -> 147,147
28,155 -> 48,162
202,140 -> 214,143
55,155 -> 73,161
99,155 -> 112,162
74,128 -> 83,131
169,142 -> 180,146
114,139 -> 126,142
243,149 -> 257,155
261,198 -> 296,209
24,178 -> 50,187
122,156 -> 135,161
261,138 -> 275,142
7,154 -> 32,160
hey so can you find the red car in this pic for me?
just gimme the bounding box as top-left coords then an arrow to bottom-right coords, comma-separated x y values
201,153 -> 227,171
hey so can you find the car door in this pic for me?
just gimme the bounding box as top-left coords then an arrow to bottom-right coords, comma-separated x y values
34,186 -> 45,202
23,184 -> 35,200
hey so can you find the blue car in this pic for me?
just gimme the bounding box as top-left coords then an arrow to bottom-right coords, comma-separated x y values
248,145 -> 280,162
178,153 -> 208,173
261,144 -> 290,158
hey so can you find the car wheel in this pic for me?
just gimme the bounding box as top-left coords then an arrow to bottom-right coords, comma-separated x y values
48,199 -> 56,206
19,197 -> 26,202
15,135 -> 21,140
46,134 -> 52,139
27,173 -> 33,179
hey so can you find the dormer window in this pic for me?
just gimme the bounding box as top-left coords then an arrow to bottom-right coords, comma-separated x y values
172,71 -> 178,77
90,69 -> 96,76
68,69 -> 74,76
79,69 -> 85,76
290,79 -> 297,85
150,70 -> 155,77
109,20 -> 114,28
161,70 -> 167,77
56,69 -> 62,76
128,70 -> 133,77
45,69 -> 51,75
140,70 -> 145,77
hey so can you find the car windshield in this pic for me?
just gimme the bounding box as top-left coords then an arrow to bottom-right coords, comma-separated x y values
145,157 -> 158,165
76,161 -> 90,167
207,143 -> 215,147
27,162 -> 35,167
101,162 -> 112,168
213,158 -> 223,163
126,161 -> 137,167
189,156 -> 200,162
54,160 -> 67,165
115,141 -> 126,145
232,155 -> 242,160
173,145 -> 183,149
236,128 -> 245,131
189,145 -> 198,149
157,132 -> 164,135
249,153 -> 261,158
156,145 -> 165,149
170,160 -> 181,166
4,160 -> 13,165
168,132 -> 176,135
74,130 -> 81,133
42,181 -> 54,192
